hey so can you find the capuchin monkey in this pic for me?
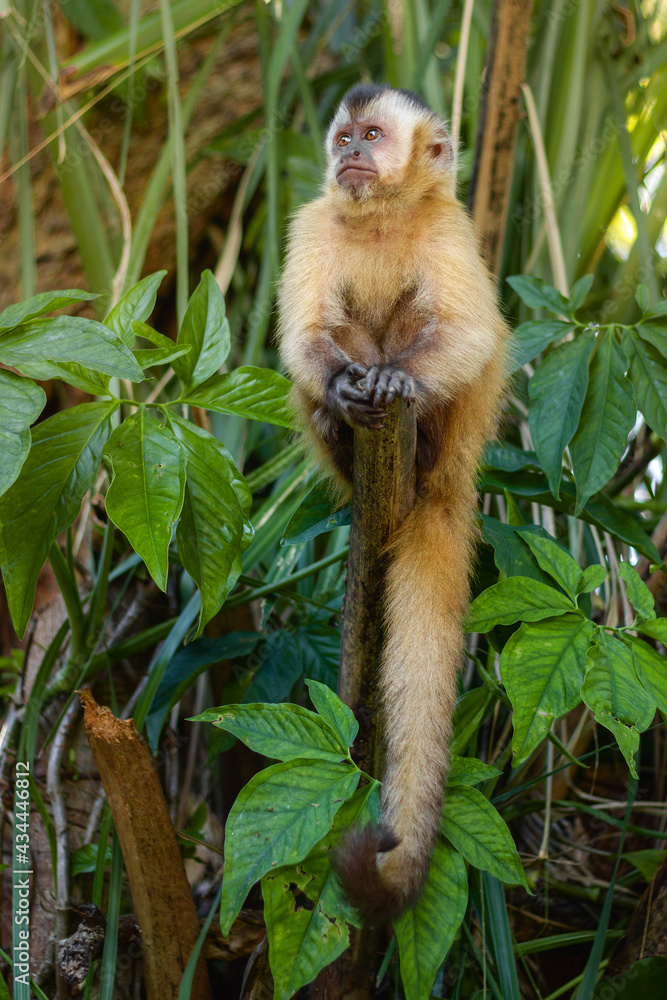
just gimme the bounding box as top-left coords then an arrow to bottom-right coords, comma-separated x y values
277,84 -> 508,921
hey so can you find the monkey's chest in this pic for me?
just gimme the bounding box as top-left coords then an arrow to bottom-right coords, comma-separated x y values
338,277 -> 425,349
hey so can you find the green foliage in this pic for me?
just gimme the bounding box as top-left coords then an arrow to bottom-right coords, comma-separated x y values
0,275 -> 286,636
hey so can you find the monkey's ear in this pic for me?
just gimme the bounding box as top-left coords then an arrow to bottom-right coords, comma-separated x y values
429,132 -> 454,172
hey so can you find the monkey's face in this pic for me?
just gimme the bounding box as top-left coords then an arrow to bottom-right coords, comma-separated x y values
331,119 -> 392,194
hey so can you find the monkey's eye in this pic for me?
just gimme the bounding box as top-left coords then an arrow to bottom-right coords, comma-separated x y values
364,128 -> 382,141
337,134 -> 352,147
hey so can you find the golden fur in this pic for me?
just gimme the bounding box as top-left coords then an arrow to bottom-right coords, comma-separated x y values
277,84 -> 508,920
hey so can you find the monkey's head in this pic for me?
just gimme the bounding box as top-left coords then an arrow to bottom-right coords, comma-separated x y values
325,84 -> 455,207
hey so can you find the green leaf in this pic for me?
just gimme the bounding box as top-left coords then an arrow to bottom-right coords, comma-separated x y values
394,841 -> 468,1000
635,322 -> 667,359
104,411 -> 186,591
16,358 -> 111,395
169,416 -> 251,633
450,686 -> 494,754
0,288 -> 98,329
103,271 -> 166,347
262,784 -> 378,1000
630,636 -> 667,715
501,616 -> 594,765
197,702 -> 349,762
305,679 -> 358,748
282,481 -> 350,546
480,516 -> 551,584
0,372 -> 46,498
133,345 -> 191,369
635,618 -> 667,644
182,366 -> 293,427
645,300 -> 667,318
570,333 -> 636,514
448,755 -> 502,786
528,330 -> 594,497
173,270 -> 230,389
71,842 -> 113,878
465,577 -> 575,633
627,333 -> 667,438
219,759 -> 360,934
581,632 -> 656,774
0,316 -> 145,382
441,785 -> 528,888
624,849 -> 666,882
636,284 -> 651,314
508,321 -> 576,372
516,527 -> 584,596
506,275 -> 569,314
147,633 -> 262,751
0,402 -> 116,636
568,274 -> 594,312
483,443 -> 541,473
619,561 -> 655,622
601,956 -> 667,999
578,564 -> 607,594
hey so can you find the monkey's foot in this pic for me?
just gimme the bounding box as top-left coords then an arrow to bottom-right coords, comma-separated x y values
360,365 -> 416,407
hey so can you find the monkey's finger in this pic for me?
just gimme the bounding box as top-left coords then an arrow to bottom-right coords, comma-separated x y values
384,371 -> 406,405
347,363 -> 367,379
401,376 -> 416,400
372,369 -> 393,406
364,366 -> 381,393
340,382 -> 373,403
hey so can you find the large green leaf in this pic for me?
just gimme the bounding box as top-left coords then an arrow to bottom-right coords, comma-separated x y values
501,616 -> 594,765
169,416 -> 251,633
0,402 -> 116,636
104,411 -> 186,591
528,330 -> 594,497
581,631 -> 656,775
448,755 -> 502,786
196,702 -> 349,762
570,334 -> 636,514
262,784 -> 378,1000
15,359 -> 111,395
507,321 -> 576,372
441,785 -> 528,888
0,372 -> 46,498
182,366 -> 294,427
630,636 -> 667,715
480,516 -> 551,584
103,271 -> 167,347
394,841 -> 468,1000
172,270 -> 230,389
465,577 -> 576,632
516,527 -> 584,597
0,316 -> 144,382
219,759 -> 360,934
0,289 -> 97,329
627,333 -> 667,439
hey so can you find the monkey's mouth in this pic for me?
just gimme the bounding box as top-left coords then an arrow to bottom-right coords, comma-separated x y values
335,163 -> 378,183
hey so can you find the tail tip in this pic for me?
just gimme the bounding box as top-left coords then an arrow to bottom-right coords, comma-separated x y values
332,824 -> 416,923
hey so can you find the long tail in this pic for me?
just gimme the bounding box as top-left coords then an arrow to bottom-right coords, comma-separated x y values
334,483 -> 474,920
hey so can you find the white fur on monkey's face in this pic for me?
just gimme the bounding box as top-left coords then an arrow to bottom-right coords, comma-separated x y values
324,89 -> 452,199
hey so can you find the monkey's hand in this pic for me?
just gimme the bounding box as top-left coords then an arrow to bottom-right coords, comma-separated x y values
361,364 -> 416,407
326,363 -> 387,431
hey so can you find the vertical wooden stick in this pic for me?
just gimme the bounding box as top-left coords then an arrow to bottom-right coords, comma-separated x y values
334,398 -> 417,998
338,397 -> 417,776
